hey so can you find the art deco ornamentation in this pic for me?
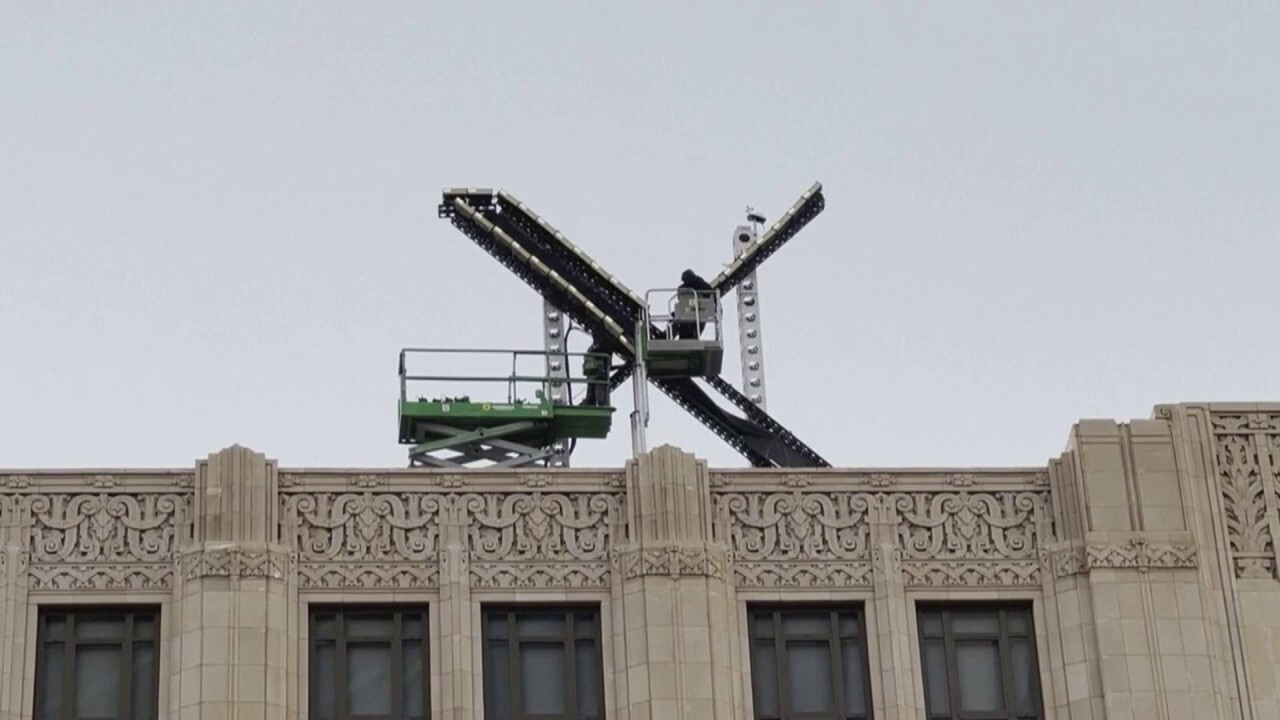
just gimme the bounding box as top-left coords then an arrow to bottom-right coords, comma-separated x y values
26,492 -> 187,590
716,492 -> 875,561
184,547 -> 291,580
463,492 -> 620,588
470,562 -> 610,589
892,491 -> 1047,588
284,492 -> 445,589
615,546 -> 730,580
1085,540 -> 1197,572
716,491 -> 875,587
1211,414 -> 1278,579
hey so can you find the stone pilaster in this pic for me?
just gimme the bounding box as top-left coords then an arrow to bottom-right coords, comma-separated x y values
613,446 -> 738,719
438,518 -> 475,720
870,509 -> 919,719
0,492 -> 24,720
173,445 -> 296,719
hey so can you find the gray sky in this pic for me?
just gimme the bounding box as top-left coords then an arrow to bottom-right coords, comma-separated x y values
2,2 -> 1277,470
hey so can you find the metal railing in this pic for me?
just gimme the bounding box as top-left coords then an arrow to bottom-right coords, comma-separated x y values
398,348 -> 611,406
642,288 -> 723,343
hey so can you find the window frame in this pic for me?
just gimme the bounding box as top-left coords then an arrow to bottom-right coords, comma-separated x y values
480,604 -> 605,720
33,605 -> 162,720
746,602 -> 875,720
307,604 -> 431,720
915,602 -> 1043,720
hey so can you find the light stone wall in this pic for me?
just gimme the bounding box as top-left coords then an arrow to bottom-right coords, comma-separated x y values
0,402 -> 1277,718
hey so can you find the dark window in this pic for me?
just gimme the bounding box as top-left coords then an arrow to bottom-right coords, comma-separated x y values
34,607 -> 160,720
747,605 -> 873,720
309,606 -> 429,720
482,606 -> 604,720
917,604 -> 1042,720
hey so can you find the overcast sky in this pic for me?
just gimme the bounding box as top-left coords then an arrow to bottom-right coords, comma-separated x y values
2,2 -> 1277,471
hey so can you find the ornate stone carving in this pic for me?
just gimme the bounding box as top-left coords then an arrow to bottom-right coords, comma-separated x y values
891,491 -> 1044,560
184,547 -> 291,580
299,563 -> 439,589
284,492 -> 445,590
735,561 -> 872,588
84,474 -> 118,488
868,474 -> 895,488
4,474 -> 32,489
29,563 -> 175,591
463,492 -> 617,563
28,493 -> 185,564
892,491 -> 1047,587
1085,540 -> 1197,572
25,492 -> 187,591
1048,541 -> 1198,578
352,474 -> 384,488
287,492 -> 444,562
616,546 -> 729,580
717,491 -> 875,588
1211,415 -> 1277,578
470,562 -> 609,589
463,492 -> 620,588
717,492 -> 874,562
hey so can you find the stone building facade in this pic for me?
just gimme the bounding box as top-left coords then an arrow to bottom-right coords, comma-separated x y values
0,402 -> 1278,719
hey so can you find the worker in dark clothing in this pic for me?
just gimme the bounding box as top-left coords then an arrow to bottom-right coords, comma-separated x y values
673,269 -> 713,339
581,338 -> 611,406
680,269 -> 713,292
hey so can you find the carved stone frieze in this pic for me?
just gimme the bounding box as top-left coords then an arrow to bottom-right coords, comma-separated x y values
1048,541 -> 1199,578
285,492 -> 445,563
28,493 -> 186,563
716,491 -> 874,562
462,492 -> 618,563
615,546 -> 730,580
25,492 -> 187,591
284,491 -> 445,590
1085,540 -> 1197,572
470,562 -> 609,589
893,490 -> 1047,587
1210,413 -> 1280,578
29,563 -> 174,591
890,491 -> 1046,561
463,492 -> 620,588
299,563 -> 438,590
735,561 -> 872,588
183,546 -> 292,580
903,561 -> 1041,587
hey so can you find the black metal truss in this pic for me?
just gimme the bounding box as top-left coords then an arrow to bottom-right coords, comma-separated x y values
436,185 -> 830,468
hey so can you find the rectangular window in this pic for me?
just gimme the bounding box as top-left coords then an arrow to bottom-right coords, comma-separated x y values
747,604 -> 872,720
309,606 -> 429,720
917,604 -> 1042,720
34,607 -> 161,720
481,606 -> 604,720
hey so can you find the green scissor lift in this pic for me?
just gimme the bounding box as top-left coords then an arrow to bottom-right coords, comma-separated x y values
398,348 -> 615,468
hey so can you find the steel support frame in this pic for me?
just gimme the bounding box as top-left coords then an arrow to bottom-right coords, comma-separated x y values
407,421 -> 554,469
437,183 -> 830,468
542,299 -> 571,467
732,224 -> 769,411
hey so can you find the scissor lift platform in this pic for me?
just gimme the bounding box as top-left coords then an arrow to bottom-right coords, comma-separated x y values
398,348 -> 614,468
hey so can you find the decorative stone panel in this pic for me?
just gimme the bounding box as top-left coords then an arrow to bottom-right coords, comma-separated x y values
21,480 -> 191,591
1209,411 -> 1280,578
712,472 -> 1052,589
278,472 -> 624,591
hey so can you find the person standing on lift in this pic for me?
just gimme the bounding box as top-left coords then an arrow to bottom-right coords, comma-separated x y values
674,269 -> 713,339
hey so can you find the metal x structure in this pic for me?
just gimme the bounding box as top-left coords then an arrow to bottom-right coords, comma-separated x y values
436,182 -> 830,468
